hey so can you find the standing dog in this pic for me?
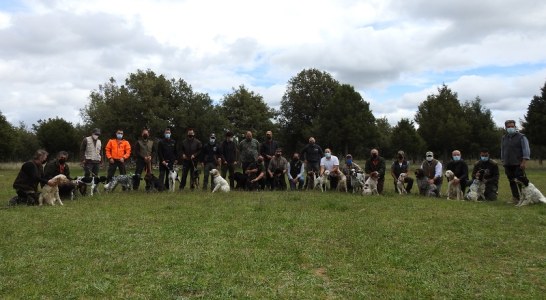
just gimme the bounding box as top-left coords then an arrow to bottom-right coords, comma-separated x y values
515,178 -> 546,206
104,174 -> 135,192
318,170 -> 331,192
396,173 -> 408,195
168,166 -> 180,192
337,172 -> 348,193
210,169 -> 230,193
39,174 -> 70,206
445,170 -> 464,200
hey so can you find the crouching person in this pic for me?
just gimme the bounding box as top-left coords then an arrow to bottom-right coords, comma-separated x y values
43,151 -> 73,198
246,156 -> 266,191
288,153 -> 305,190
11,149 -> 54,205
268,148 -> 288,191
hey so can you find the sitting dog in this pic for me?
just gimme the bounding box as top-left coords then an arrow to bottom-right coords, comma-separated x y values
210,169 -> 230,193
337,171 -> 348,193
445,170 -> 464,200
232,172 -> 248,190
515,178 -> 546,206
318,170 -> 331,192
350,169 -> 365,194
306,171 -> 321,191
415,168 -> 437,197
396,173 -> 408,195
362,173 -> 379,196
39,174 -> 70,206
465,171 -> 486,201
168,166 -> 180,192
145,173 -> 165,192
104,174 -> 135,192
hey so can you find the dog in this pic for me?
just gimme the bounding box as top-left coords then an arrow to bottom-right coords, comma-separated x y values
144,173 -> 165,192
168,166 -> 180,192
192,168 -> 201,189
350,169 -> 365,194
232,172 -> 248,190
39,174 -> 70,206
415,168 -> 437,197
318,170 -> 331,192
445,170 -> 464,200
306,171 -> 321,191
104,174 -> 135,192
75,175 -> 107,197
465,171 -> 486,201
396,173 -> 408,195
362,173 -> 379,196
210,169 -> 230,193
514,178 -> 546,206
337,172 -> 348,193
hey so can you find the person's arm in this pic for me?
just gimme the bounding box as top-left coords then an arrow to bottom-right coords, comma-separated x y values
521,135 -> 531,169
297,163 -> 305,180
287,163 -> 293,180
378,158 -> 386,177
105,140 -> 112,160
123,141 -> 131,160
434,162 -> 442,179
80,138 -> 87,162
460,162 -> 469,182
391,162 -> 397,180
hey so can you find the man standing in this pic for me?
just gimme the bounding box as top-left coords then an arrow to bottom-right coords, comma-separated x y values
390,150 -> 413,194
201,133 -> 221,191
239,131 -> 260,173
80,128 -> 102,178
43,151 -> 73,198
472,148 -> 499,201
421,151 -> 443,197
267,148 -> 288,190
301,137 -> 323,188
445,150 -> 469,193
220,131 -> 238,189
105,129 -> 131,182
501,120 -> 530,204
178,128 -> 202,190
157,128 -> 178,190
133,128 -> 155,190
260,130 -> 280,190
365,148 -> 387,194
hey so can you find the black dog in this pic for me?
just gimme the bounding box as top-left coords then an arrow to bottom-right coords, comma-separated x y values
232,172 -> 248,190
144,173 -> 165,192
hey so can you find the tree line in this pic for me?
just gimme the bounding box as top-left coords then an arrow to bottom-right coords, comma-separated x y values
1,69 -> 545,163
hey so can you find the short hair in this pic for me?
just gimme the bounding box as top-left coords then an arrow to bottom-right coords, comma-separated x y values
33,149 -> 48,160
57,151 -> 69,158
479,148 -> 489,153
505,120 -> 516,126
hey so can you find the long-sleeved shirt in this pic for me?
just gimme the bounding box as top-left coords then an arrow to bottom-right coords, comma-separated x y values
501,132 -> 530,166
288,160 -> 305,180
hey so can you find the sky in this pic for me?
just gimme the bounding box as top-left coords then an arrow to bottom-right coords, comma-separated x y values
1,0 -> 546,130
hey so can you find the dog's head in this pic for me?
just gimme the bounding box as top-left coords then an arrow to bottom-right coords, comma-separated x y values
445,170 -> 455,181
514,177 -> 530,187
369,171 -> 379,179
210,169 -> 220,177
414,168 -> 425,179
398,173 -> 407,181
324,170 -> 331,177
52,174 -> 70,185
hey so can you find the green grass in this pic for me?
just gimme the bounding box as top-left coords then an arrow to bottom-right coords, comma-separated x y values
1,164 -> 546,299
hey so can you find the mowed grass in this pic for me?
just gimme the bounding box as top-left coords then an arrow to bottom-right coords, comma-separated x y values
1,163 -> 546,299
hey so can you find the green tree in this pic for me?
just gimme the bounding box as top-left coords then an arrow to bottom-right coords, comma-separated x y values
316,84 -> 377,157
0,111 -> 16,161
374,117 -> 392,159
461,97 -> 500,159
219,85 -> 277,139
415,84 -> 470,160
390,118 -> 425,161
522,81 -> 546,164
33,117 -> 79,159
279,69 -> 340,151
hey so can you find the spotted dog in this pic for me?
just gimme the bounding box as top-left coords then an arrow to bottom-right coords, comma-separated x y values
104,174 -> 136,192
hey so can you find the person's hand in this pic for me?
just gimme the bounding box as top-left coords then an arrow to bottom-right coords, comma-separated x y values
191,154 -> 195,160
120,158 -> 124,163
428,179 -> 434,184
80,160 -> 85,167
520,160 -> 527,170
182,154 -> 187,160
47,179 -> 55,186
109,158 -> 114,164
452,178 -> 460,184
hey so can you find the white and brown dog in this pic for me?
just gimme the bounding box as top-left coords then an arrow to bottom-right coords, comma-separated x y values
515,178 -> 546,206
318,170 -> 331,192
362,172 -> 379,196
445,170 -> 464,200
465,171 -> 486,201
396,173 -> 408,195
210,169 -> 230,193
336,171 -> 348,193
39,174 -> 70,206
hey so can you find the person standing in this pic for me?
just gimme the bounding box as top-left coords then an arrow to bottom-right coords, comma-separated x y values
364,148 -> 387,194
471,148 -> 499,201
133,128 -> 155,190
390,150 -> 413,194
239,131 -> 260,173
80,128 -> 102,178
421,151 -> 443,197
260,130 -> 280,190
445,150 -> 469,193
157,128 -> 178,190
11,149 -> 54,205
178,128 -> 202,190
201,133 -> 222,191
220,131 -> 238,189
105,129 -> 131,182
301,137 -> 324,188
501,120 -> 530,204
43,150 -> 73,198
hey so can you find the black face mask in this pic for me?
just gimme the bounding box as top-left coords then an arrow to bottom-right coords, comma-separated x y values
58,159 -> 66,164
188,135 -> 194,139
275,153 -> 281,157
267,136 -> 272,140
293,157 -> 299,161
397,155 -> 403,159
372,154 -> 378,159
142,134 -> 149,139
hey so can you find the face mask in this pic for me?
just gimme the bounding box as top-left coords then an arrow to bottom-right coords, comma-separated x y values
246,137 -> 251,141
346,159 -> 352,165
398,155 -> 403,160
92,134 -> 99,140
426,156 -> 433,162
325,153 -> 331,158
227,137 -> 233,142
164,133 -> 171,139
293,157 -> 299,161
58,158 -> 66,164
452,156 -> 461,161
209,138 -> 215,144
116,134 -> 123,139
267,136 -> 272,140
480,156 -> 489,162
142,134 -> 149,139
275,153 -> 281,157
188,135 -> 194,139
506,127 -> 516,134
372,154 -> 378,159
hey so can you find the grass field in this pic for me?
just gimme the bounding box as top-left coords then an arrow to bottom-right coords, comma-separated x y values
1,162 -> 546,299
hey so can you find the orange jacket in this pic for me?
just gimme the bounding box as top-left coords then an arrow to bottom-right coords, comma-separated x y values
105,139 -> 131,160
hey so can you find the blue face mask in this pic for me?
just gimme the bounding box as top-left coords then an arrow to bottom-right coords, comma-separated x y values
116,134 -> 123,139
480,156 -> 489,161
346,159 -> 352,165
452,156 -> 461,161
506,127 -> 516,134
164,133 -> 171,139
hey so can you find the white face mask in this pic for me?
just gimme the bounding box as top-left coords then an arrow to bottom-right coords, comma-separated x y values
325,153 -> 331,159
92,134 -> 99,140
506,127 -> 516,134
426,156 -> 433,162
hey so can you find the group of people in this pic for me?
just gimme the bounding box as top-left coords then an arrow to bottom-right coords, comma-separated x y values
10,120 -> 531,205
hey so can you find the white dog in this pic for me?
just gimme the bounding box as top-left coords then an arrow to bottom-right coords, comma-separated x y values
318,170 -> 331,192
210,169 -> 230,193
337,172 -> 348,193
168,166 -> 180,192
396,173 -> 408,195
39,174 -> 70,206
308,171 -> 322,191
465,178 -> 486,201
515,179 -> 546,206
362,173 -> 379,196
445,170 -> 464,200
350,169 -> 365,194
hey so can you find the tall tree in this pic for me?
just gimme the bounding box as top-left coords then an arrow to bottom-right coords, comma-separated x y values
316,84 -> 377,157
461,97 -> 500,159
390,118 -> 425,161
415,84 -> 470,160
0,111 -> 16,161
279,69 -> 340,151
219,85 -> 277,139
374,117 -> 392,159
33,117 -> 79,159
522,81 -> 546,164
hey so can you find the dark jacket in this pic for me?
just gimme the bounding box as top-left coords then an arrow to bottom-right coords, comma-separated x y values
13,161 -> 48,192
201,142 -> 221,163
501,132 -> 530,166
157,138 -> 177,163
301,143 -> 323,163
134,138 -> 155,160
43,159 -> 71,182
220,140 -> 238,164
446,159 -> 469,189
365,157 -> 386,178
260,140 -> 280,162
178,138 -> 202,161
472,159 -> 499,186
391,160 -> 410,178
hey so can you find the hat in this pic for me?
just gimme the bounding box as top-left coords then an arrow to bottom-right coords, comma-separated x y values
426,151 -> 433,157
346,154 -> 352,158
210,133 -> 216,138
92,128 -> 101,135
